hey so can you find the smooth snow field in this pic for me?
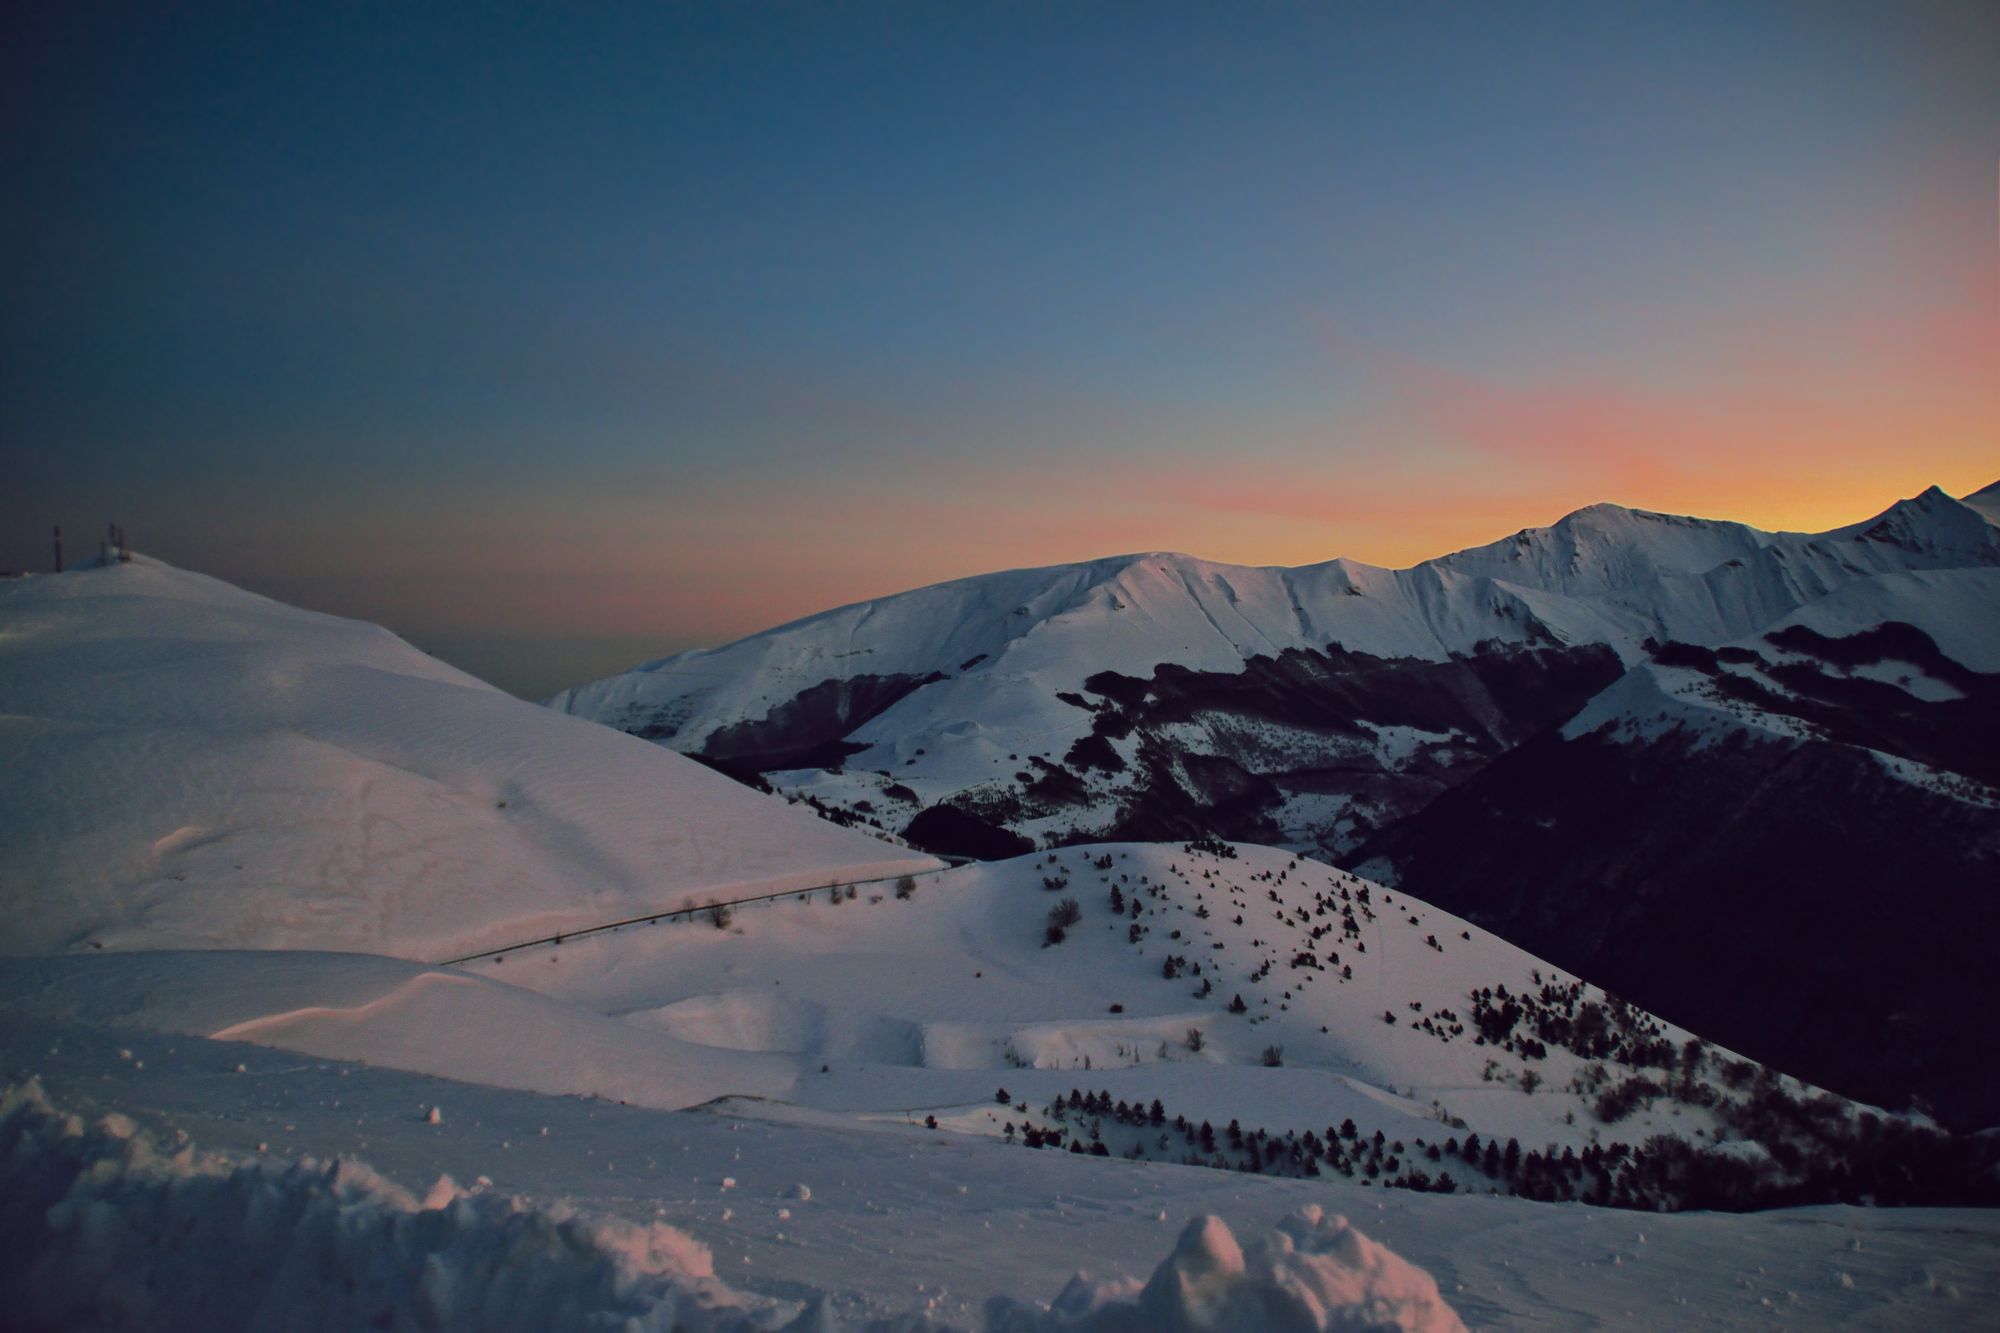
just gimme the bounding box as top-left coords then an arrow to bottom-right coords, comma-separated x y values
4,556 -> 1997,1329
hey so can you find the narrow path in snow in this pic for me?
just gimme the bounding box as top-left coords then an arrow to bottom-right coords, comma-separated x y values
435,862 -> 965,967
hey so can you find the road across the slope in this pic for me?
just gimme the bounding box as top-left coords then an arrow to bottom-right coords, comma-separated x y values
435,860 -> 967,967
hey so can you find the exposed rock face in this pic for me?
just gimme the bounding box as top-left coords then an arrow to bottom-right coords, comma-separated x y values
693,671 -> 946,774
1066,640 -> 1625,853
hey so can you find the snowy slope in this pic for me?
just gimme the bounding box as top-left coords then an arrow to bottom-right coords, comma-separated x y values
1,836 -> 1923,1207
436,840 -> 1936,1203
1351,562 -> 2000,1126
1964,477 -> 2000,525
551,485 -> 2000,857
1559,565 -> 2000,771
0,951 -> 797,1110
0,558 -> 935,960
4,847 -> 1998,1329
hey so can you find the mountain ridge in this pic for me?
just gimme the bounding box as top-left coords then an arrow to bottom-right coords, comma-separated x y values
551,483 -> 1999,860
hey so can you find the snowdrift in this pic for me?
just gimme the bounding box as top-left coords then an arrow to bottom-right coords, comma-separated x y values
990,1208 -> 1465,1332
0,1077 -> 1467,1333
0,1078 -> 775,1333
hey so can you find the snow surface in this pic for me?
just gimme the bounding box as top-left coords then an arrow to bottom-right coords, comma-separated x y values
986,1206 -> 1467,1332
6,1018 -> 1996,1330
0,557 -> 935,960
478,841 -> 1747,1155
0,952 -> 796,1111
3,1070 -> 1481,1332
0,840 -> 1741,1155
6,550 -> 2000,1329
1962,477 -> 2000,526
0,1078 -> 768,1332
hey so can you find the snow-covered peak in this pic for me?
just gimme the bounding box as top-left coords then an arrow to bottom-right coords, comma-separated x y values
1823,485 -> 2000,565
1429,500 -> 1778,597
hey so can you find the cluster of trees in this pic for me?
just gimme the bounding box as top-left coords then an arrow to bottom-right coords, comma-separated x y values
993,1062 -> 2000,1211
1002,1089 -> 1463,1192
1468,980 -> 1674,1067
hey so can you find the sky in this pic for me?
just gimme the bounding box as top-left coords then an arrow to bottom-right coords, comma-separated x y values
4,2 -> 1994,697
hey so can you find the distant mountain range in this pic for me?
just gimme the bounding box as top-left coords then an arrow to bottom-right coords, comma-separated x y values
553,481 -> 2000,1125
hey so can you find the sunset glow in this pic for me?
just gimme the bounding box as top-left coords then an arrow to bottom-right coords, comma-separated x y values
6,3 -> 1993,694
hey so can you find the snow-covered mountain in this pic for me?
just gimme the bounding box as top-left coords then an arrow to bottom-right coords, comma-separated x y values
1350,558 -> 2000,1129
4,554 -> 1997,1329
552,484 -> 2000,859
0,559 -> 1960,1189
0,556 -> 934,961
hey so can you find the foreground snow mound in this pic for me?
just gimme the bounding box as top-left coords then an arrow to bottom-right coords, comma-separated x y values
990,1207 -> 1464,1333
0,1079 -> 778,1333
0,557 -> 934,960
1,1074 -> 1467,1333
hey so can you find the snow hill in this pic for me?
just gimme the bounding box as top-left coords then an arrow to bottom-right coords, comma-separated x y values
551,484 -> 2000,859
8,837 -> 1979,1216
0,557 -> 934,961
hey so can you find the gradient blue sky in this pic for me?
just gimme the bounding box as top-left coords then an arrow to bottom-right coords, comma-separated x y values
5,2 -> 1994,695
